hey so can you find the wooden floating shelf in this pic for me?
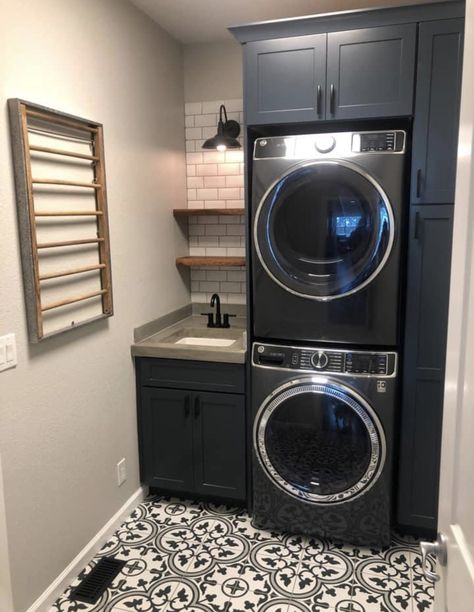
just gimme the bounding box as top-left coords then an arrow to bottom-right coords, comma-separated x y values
176,256 -> 245,267
173,208 -> 245,217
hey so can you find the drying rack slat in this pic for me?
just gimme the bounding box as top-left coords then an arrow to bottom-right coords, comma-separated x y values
39,263 -> 106,281
41,289 -> 107,312
29,144 -> 99,161
37,238 -> 104,249
35,210 -> 103,217
8,98 -> 114,342
32,178 -> 101,189
26,108 -> 98,133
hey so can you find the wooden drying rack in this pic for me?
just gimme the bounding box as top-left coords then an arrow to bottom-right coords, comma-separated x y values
8,99 -> 113,342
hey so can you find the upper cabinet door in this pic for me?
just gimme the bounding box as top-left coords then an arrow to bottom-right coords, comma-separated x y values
245,34 -> 327,125
326,24 -> 416,119
411,19 -> 464,204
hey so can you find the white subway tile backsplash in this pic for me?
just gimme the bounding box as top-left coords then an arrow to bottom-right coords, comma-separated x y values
205,224 -> 226,236
187,176 -> 204,189
204,176 -> 226,188
225,175 -> 244,188
197,188 -> 218,200
227,224 -> 245,236
187,152 -> 203,165
194,113 -> 218,127
205,247 -> 227,256
206,270 -> 227,281
202,100 -> 222,114
184,99 -> 246,305
198,236 -> 219,247
218,163 -> 240,175
185,102 -> 202,115
187,200 -> 204,209
186,127 -> 202,140
219,236 -> 241,247
202,150 -> 225,164
198,215 -> 219,224
218,187 -> 241,200
196,164 -> 218,176
220,282 -> 241,293
225,150 -> 244,163
202,126 -> 218,139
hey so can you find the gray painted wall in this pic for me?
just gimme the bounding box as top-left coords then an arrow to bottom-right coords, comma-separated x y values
184,41 -> 243,102
0,0 -> 188,609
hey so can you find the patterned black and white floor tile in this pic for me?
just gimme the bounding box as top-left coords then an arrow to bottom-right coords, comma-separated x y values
50,496 -> 434,612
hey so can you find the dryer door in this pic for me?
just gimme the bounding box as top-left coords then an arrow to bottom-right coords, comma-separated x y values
255,379 -> 385,504
254,160 -> 394,300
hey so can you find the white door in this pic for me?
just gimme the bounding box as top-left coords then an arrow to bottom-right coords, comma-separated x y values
428,1 -> 474,609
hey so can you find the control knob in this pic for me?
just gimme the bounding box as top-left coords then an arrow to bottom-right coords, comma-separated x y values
311,351 -> 329,369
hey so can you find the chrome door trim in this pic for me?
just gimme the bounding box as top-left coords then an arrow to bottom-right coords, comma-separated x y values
253,159 -> 396,302
253,376 -> 387,505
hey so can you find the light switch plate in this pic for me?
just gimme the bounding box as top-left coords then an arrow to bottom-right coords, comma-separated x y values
0,334 -> 17,372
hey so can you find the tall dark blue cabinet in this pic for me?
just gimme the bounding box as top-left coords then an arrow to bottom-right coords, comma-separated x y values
230,1 -> 465,536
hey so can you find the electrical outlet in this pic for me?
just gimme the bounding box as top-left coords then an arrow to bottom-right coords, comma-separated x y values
117,458 -> 127,487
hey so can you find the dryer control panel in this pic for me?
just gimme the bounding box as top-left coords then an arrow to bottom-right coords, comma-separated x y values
252,343 -> 397,377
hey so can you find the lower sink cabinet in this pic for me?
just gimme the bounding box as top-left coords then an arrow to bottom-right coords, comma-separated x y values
137,361 -> 246,503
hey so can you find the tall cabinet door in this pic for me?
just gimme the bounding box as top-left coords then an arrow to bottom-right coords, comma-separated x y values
193,392 -> 246,501
140,388 -> 194,492
411,19 -> 464,204
397,206 -> 454,534
326,24 -> 416,119
245,34 -> 326,125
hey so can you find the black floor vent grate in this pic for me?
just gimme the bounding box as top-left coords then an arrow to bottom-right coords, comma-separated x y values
69,556 -> 126,603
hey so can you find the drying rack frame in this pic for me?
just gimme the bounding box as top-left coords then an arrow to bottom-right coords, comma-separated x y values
8,99 -> 114,343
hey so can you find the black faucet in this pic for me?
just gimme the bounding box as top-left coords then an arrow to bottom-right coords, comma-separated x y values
201,293 -> 236,328
210,293 -> 222,328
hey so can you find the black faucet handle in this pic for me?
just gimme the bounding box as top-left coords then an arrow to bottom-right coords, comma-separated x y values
201,312 -> 215,328
222,313 -> 237,328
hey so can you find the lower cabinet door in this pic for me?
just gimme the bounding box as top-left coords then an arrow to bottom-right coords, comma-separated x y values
140,388 -> 194,492
193,392 -> 246,501
397,205 -> 454,534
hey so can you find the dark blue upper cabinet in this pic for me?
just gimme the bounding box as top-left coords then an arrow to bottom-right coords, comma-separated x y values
245,34 -> 326,125
326,25 -> 416,120
411,19 -> 464,204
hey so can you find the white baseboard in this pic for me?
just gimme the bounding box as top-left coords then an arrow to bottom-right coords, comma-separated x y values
26,486 -> 148,612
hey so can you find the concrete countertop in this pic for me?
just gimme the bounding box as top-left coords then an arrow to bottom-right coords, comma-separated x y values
131,305 -> 247,364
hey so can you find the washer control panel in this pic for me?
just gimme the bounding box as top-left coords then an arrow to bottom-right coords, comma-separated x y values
253,343 -> 397,377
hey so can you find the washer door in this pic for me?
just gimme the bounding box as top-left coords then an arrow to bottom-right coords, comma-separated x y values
255,379 -> 385,504
254,160 -> 394,300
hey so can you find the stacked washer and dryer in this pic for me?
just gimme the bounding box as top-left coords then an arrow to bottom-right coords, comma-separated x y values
249,130 -> 406,547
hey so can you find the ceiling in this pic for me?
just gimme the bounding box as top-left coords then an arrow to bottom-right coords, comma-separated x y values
129,0 -> 436,43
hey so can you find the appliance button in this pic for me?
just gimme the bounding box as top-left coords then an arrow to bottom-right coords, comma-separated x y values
315,135 -> 336,154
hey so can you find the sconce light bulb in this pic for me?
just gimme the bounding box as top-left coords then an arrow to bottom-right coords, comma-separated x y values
217,144 -> 227,152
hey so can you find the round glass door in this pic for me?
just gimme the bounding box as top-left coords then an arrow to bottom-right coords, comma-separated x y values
254,160 -> 394,300
255,380 -> 385,504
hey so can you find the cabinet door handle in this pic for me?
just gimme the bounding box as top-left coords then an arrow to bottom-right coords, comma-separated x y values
316,84 -> 322,116
416,169 -> 422,199
184,395 -> 190,418
330,83 -> 335,115
194,396 -> 200,418
414,211 -> 421,240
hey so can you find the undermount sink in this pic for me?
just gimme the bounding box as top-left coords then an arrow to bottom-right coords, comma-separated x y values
175,337 -> 236,347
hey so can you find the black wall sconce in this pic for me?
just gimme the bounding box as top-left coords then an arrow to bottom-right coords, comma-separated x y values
202,104 -> 241,152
